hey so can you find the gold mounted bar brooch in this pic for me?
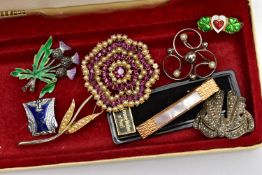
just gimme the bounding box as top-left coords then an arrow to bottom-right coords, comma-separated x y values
136,78 -> 220,139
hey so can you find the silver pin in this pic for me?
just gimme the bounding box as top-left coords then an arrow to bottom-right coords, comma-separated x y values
162,28 -> 217,81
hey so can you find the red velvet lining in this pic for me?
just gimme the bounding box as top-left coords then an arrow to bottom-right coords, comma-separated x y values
0,0 -> 261,169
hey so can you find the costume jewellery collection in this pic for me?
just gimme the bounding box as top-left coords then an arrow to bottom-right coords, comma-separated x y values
10,14 -> 254,146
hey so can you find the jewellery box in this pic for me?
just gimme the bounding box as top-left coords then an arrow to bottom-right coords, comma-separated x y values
0,0 -> 261,170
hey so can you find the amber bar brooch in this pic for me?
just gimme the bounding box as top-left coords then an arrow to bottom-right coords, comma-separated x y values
137,78 -> 219,139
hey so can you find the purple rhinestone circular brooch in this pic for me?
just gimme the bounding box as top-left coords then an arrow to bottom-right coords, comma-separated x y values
82,34 -> 160,112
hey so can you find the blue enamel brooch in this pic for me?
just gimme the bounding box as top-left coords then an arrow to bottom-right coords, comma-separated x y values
23,98 -> 57,136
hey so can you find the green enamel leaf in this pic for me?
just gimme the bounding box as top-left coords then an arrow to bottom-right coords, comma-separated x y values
39,72 -> 57,84
39,73 -> 57,83
38,49 -> 52,69
10,68 -> 25,77
35,70 -> 56,80
42,72 -> 57,80
225,18 -> 243,34
33,36 -> 53,71
39,78 -> 54,84
39,82 -> 56,98
17,74 -> 31,80
197,17 -> 212,32
10,68 -> 33,79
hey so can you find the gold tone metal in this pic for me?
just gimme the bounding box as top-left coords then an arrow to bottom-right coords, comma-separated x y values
0,10 -> 26,18
58,99 -> 75,133
136,118 -> 160,139
196,78 -> 219,100
67,111 -> 103,134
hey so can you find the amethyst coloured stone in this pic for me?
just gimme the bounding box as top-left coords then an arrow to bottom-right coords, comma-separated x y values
95,56 -> 99,61
108,46 -> 112,51
101,48 -> 107,54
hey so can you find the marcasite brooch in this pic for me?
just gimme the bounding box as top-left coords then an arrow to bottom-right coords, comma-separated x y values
193,90 -> 254,139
